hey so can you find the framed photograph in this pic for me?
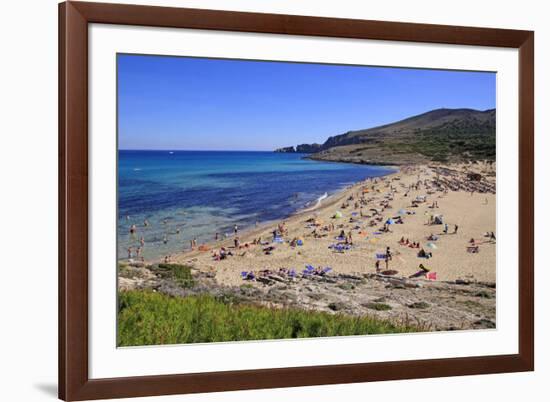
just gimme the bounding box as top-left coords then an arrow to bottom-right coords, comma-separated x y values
59,1 -> 534,400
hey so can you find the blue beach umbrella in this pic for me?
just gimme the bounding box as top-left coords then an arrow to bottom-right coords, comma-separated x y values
386,218 -> 395,225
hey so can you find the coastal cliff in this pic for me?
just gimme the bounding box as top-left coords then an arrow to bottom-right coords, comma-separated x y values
274,146 -> 296,153
296,143 -> 322,153
275,108 -> 496,165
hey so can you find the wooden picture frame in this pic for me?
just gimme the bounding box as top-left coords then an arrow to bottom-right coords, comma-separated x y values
59,1 -> 534,400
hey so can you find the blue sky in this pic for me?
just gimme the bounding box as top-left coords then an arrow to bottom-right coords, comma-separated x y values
118,54 -> 496,151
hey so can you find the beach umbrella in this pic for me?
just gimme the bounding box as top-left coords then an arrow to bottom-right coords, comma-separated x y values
385,218 -> 395,225
334,211 -> 343,219
427,242 -> 437,249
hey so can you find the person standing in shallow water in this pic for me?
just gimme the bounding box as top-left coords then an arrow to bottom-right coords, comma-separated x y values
234,224 -> 238,236
129,224 -> 137,240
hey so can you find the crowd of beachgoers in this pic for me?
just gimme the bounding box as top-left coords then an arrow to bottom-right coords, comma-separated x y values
121,162 -> 496,288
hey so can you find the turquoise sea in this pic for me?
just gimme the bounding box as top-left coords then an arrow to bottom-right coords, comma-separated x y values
118,150 -> 395,260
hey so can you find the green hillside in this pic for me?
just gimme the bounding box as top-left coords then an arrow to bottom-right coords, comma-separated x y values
279,108 -> 496,165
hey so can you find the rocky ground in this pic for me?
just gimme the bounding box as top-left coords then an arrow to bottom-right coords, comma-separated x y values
119,261 -> 496,332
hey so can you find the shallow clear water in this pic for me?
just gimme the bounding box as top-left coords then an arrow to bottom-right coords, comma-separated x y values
118,150 -> 395,260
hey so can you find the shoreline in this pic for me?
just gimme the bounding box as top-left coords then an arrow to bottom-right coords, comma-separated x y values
119,152 -> 397,263
131,167 -> 399,265
305,153 -> 409,167
152,169 -> 399,264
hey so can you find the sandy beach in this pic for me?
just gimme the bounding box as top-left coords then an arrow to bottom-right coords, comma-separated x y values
164,162 -> 496,287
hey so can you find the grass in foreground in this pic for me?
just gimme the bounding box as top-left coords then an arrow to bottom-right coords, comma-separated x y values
118,290 -> 418,346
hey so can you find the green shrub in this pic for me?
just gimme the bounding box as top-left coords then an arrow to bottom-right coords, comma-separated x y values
151,264 -> 195,288
407,301 -> 430,309
364,302 -> 393,311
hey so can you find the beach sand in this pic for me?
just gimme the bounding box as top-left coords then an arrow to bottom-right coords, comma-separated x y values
167,163 -> 496,287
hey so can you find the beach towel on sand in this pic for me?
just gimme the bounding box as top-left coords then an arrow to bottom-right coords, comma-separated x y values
426,272 -> 437,280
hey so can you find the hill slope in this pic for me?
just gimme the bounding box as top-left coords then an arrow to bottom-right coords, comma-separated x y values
283,108 -> 496,165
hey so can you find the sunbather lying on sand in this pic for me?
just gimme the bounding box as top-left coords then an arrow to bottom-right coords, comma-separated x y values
418,248 -> 433,259
409,263 -> 431,278
467,245 -> 480,253
212,247 -> 233,261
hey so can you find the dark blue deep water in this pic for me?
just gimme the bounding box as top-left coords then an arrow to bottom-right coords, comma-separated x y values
118,150 -> 394,260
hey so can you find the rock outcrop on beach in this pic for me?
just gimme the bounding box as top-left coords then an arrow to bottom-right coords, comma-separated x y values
277,108 -> 496,165
120,262 -> 496,332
